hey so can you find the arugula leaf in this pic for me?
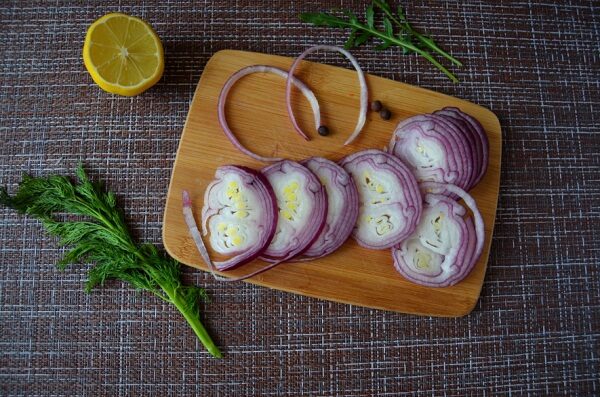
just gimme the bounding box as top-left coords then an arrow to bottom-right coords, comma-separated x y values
0,165 -> 222,358
300,1 -> 462,82
373,0 -> 463,67
383,17 -> 393,36
345,28 -> 357,49
366,4 -> 375,28
355,31 -> 371,46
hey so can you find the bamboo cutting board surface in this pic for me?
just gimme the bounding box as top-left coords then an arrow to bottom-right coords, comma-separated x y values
162,50 -> 501,317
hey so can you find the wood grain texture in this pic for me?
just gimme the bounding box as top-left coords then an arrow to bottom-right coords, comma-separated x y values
162,50 -> 502,317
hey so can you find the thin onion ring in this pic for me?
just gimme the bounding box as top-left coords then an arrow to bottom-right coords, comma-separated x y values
183,190 -> 284,282
218,65 -> 322,162
286,45 -> 368,145
420,182 -> 485,271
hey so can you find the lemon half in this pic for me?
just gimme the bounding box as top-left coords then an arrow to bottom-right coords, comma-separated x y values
83,13 -> 164,96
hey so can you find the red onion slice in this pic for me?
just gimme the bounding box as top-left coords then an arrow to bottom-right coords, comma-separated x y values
426,114 -> 474,191
286,45 -> 368,145
392,182 -> 485,287
389,116 -> 461,185
388,112 -> 483,192
199,165 -> 278,271
183,190 -> 286,282
260,160 -> 328,261
218,65 -> 322,162
422,182 -> 484,264
433,110 -> 481,190
392,196 -> 466,283
339,149 -> 422,250
439,107 -> 489,188
298,157 -> 359,259
446,217 -> 478,285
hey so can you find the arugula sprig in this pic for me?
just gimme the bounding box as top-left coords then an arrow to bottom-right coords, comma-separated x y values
300,0 -> 462,82
0,165 -> 222,358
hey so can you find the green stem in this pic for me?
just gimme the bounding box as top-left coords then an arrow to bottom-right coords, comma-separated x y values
85,194 -> 221,358
94,210 -> 222,358
410,30 -> 463,67
357,23 -> 459,83
169,290 -> 222,358
373,2 -> 462,67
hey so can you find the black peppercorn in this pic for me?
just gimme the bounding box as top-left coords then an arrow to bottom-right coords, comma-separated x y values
371,100 -> 383,112
379,108 -> 391,120
317,125 -> 329,136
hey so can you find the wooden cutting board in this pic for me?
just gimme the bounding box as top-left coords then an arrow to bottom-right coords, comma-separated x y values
162,50 -> 502,317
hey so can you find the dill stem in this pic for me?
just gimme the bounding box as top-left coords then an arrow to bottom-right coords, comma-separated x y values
168,290 -> 222,358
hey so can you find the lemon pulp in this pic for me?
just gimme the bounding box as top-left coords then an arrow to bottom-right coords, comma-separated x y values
83,13 -> 164,96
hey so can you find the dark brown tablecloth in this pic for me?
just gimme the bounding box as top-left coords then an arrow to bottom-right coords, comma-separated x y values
1,1 -> 598,395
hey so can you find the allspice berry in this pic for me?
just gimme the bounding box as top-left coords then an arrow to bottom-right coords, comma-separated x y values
317,125 -> 329,136
371,100 -> 383,112
379,108 -> 391,120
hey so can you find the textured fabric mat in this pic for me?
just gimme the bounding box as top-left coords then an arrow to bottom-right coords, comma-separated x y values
1,1 -> 598,396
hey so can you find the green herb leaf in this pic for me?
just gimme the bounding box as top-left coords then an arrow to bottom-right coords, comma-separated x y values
0,165 -> 222,358
355,31 -> 372,46
383,16 -> 393,36
373,0 -> 463,68
397,4 -> 407,22
366,4 -> 375,28
375,40 -> 392,51
344,28 -> 357,49
299,3 -> 461,82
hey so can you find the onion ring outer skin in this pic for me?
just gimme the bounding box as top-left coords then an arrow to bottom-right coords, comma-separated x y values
260,160 -> 328,262
297,157 -> 359,260
392,182 -> 485,287
218,65 -> 322,162
286,45 -> 368,145
340,149 -> 422,250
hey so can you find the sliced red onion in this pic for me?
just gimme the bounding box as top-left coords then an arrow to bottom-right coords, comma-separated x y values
389,111 -> 486,192
199,165 -> 278,271
183,189 -> 287,282
286,45 -> 368,145
446,217 -> 477,285
392,182 -> 485,287
339,149 -> 422,250
422,182 -> 484,263
433,109 -> 481,189
389,115 -> 460,184
218,65 -> 322,162
437,107 -> 489,188
427,114 -> 474,191
297,157 -> 359,259
260,160 -> 328,261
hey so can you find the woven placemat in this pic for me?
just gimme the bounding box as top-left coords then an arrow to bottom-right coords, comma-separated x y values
1,1 -> 598,395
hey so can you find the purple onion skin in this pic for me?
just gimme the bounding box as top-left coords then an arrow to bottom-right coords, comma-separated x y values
203,165 -> 278,271
339,149 -> 423,250
388,109 -> 489,192
440,107 -> 489,188
259,160 -> 328,262
298,157 -> 359,259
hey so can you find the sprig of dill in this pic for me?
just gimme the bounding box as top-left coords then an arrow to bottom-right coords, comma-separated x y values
300,0 -> 462,82
0,165 -> 222,358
